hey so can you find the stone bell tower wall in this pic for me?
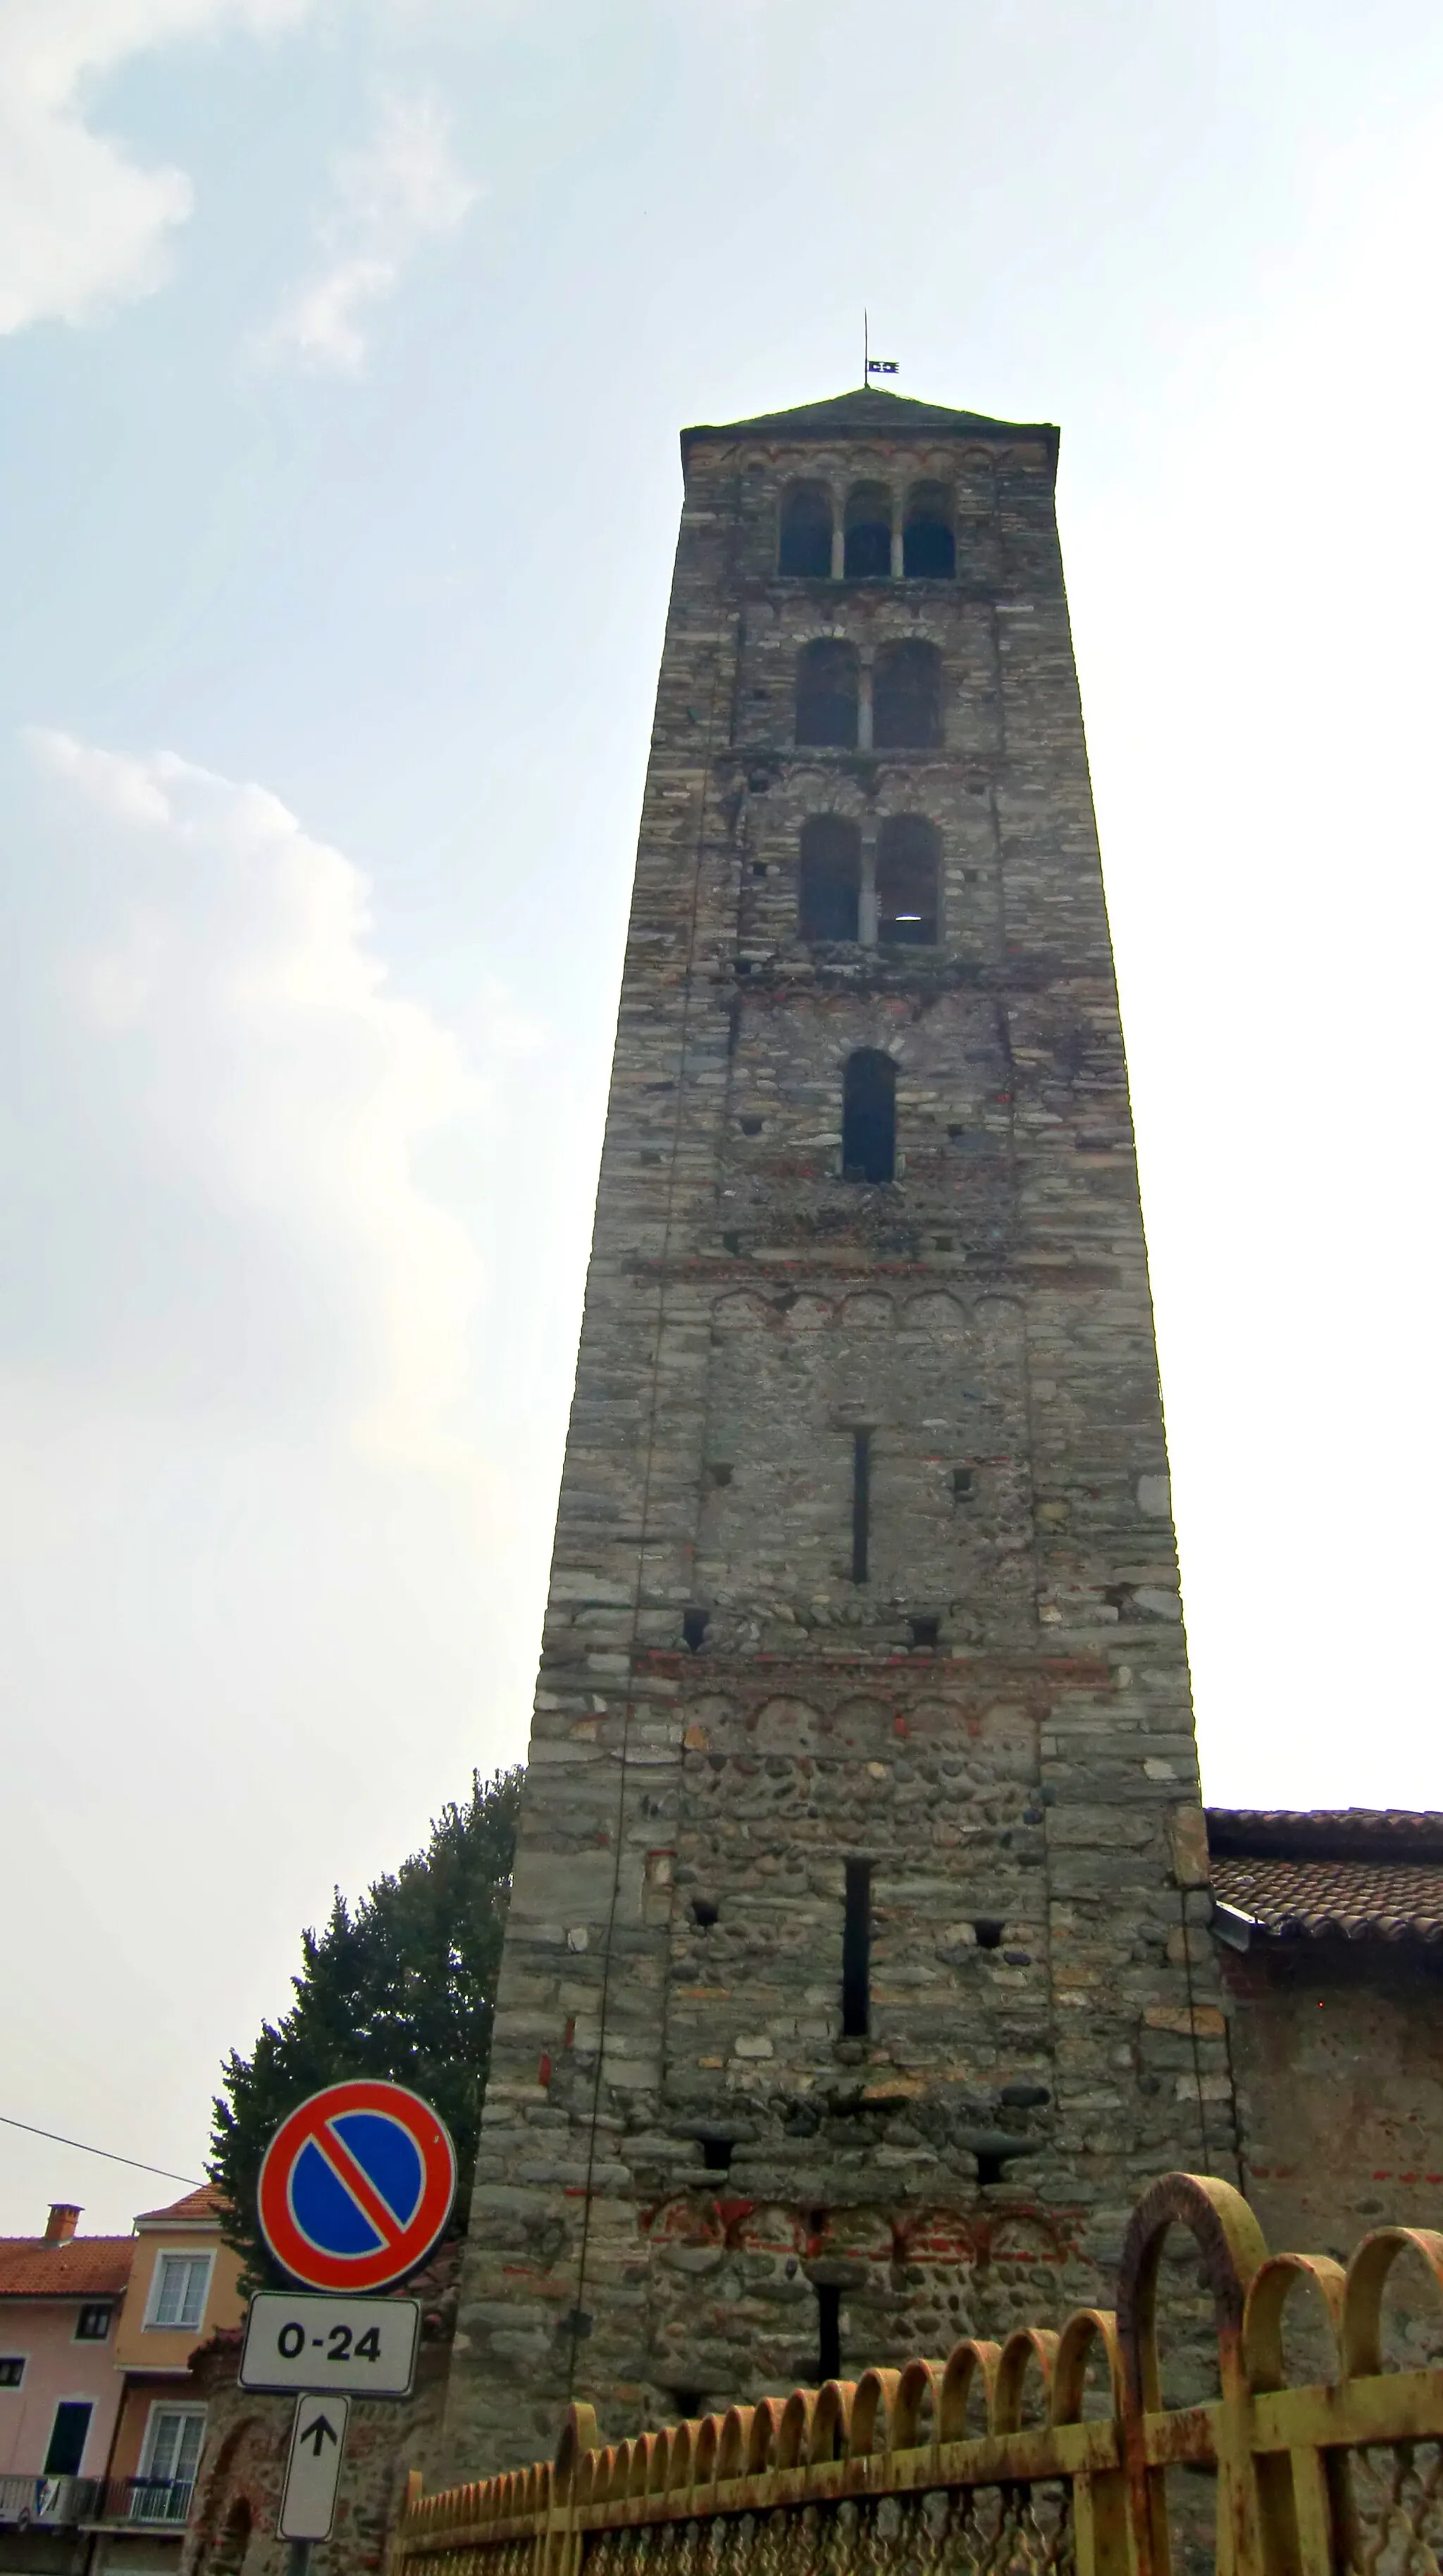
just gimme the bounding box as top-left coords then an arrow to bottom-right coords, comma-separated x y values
441,396 -> 1231,2478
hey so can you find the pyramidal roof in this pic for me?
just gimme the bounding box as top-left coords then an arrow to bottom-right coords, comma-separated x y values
681,384 -> 1057,463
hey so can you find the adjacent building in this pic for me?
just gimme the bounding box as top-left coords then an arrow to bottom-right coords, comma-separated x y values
0,2203 -> 132,2555
0,2193 -> 242,2576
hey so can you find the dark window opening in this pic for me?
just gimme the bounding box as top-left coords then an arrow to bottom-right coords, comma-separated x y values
872,640 -> 942,749
702,2138 -> 733,2172
903,483 -> 955,578
0,2359 -> 23,2389
842,1858 -> 872,2036
708,1460 -> 734,1483
908,1615 -> 939,1650
690,1897 -> 719,1927
844,482 -> 892,579
850,1429 -> 871,1583
799,816 -> 861,941
751,861 -> 767,879
739,1116 -> 763,1135
682,1607 -> 709,1652
672,2389 -> 704,2421
816,2284 -> 843,2382
795,640 -> 859,747
974,1919 -> 1005,1950
842,1050 -> 896,1183
75,2305 -> 111,2341
877,815 -> 939,944
952,1467 -> 974,1498
44,2402 -> 92,2477
779,482 -> 833,578
974,2152 -> 1010,2187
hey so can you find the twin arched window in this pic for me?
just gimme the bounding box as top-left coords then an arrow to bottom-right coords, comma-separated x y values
798,816 -> 939,947
779,480 -> 956,580
795,640 -> 941,750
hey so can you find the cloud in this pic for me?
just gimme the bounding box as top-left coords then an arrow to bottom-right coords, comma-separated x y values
0,0 -> 312,335
9,728 -> 488,1469
257,91 -> 477,373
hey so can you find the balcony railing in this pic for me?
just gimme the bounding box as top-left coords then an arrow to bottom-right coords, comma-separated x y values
0,2473 -> 197,2532
101,2477 -> 197,2527
0,2473 -> 99,2528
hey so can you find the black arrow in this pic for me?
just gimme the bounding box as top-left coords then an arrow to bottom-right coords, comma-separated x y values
300,2415 -> 340,2458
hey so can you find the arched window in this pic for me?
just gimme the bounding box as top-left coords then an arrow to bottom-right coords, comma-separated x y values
873,640 -> 941,749
842,1050 -> 896,1183
779,483 -> 833,578
843,483 -> 892,580
903,483 -> 955,578
877,816 -> 939,945
795,640 -> 859,747
799,817 -> 861,941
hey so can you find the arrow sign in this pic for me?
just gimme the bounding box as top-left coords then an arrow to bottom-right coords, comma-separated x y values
280,2392 -> 349,2541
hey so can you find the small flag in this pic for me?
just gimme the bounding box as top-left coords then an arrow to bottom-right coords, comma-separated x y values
867,359 -> 898,375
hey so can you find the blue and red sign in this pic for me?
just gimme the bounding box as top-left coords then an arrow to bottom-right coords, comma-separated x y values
257,2080 -> 457,2294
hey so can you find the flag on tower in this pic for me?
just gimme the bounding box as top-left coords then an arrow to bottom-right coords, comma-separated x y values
867,359 -> 898,375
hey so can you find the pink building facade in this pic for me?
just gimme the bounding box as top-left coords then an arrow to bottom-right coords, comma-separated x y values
0,2205 -> 131,2490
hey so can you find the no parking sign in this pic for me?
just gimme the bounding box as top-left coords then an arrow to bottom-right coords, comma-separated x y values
256,2078 -> 457,2294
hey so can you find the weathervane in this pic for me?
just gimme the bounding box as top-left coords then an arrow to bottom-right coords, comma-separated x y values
862,311 -> 898,387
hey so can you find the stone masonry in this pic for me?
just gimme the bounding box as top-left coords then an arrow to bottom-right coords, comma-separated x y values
441,385 -> 1233,2478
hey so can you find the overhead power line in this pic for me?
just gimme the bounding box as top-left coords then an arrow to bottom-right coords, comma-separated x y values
0,2112 -> 204,2189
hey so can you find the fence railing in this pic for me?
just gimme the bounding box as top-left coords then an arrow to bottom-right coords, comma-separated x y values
0,2473 -> 98,2527
109,2474 -> 197,2525
390,2172 -> 1443,2576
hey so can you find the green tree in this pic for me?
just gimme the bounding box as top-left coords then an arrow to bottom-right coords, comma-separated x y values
209,1767 -> 522,2286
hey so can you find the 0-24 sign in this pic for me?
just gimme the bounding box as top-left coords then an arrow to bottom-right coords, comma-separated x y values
240,2291 -> 421,2396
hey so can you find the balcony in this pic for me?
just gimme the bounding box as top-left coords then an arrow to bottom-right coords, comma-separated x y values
0,2475 -> 99,2528
0,2475 -> 197,2534
95,2478 -> 197,2529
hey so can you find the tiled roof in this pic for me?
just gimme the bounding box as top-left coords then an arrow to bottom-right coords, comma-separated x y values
1207,1808 -> 1443,1941
1211,1852 -> 1443,1943
1208,1807 -> 1443,1858
0,2237 -> 133,2299
134,2184 -> 224,2226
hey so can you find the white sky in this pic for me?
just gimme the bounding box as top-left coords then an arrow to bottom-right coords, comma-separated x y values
1,0 -> 1442,2236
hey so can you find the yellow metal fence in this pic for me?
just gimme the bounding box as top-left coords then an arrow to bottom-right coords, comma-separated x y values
394,2174 -> 1443,2576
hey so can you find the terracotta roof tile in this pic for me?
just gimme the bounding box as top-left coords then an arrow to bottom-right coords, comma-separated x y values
1211,1851 -> 1443,1943
1208,1807 -> 1443,1859
134,2185 -> 224,2225
0,2238 -> 134,2298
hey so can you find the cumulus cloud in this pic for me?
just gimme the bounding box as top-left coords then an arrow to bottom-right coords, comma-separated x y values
256,91 -> 477,373
0,0 -> 312,335
10,728 -> 487,1468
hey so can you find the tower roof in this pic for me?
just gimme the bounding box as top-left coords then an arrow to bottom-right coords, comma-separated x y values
680,384 -> 1058,468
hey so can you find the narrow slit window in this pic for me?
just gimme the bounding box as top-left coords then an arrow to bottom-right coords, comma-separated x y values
779,483 -> 833,578
795,641 -> 859,747
799,816 -> 861,941
903,483 -> 955,578
844,482 -> 892,579
872,641 -> 942,749
842,1050 -> 896,1183
816,2283 -> 843,2383
850,1429 -> 870,1583
842,1858 -> 872,2036
877,815 -> 939,945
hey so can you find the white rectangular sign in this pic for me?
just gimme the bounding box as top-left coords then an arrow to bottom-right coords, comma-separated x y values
240,2292 -> 421,2395
279,2393 -> 349,2542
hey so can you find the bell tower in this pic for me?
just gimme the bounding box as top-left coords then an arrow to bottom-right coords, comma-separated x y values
442,387 -> 1230,2475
